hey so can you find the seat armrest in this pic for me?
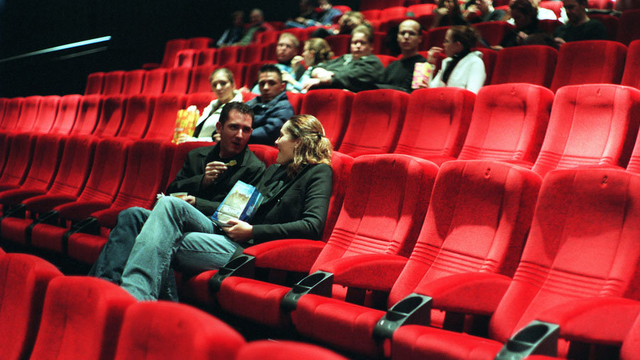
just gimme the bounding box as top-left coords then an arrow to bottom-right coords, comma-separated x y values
495,320 -> 560,360
23,194 -> 78,213
281,271 -> 334,312
92,207 -> 130,228
54,201 -> 111,221
318,254 -> 408,292
414,272 -> 511,315
0,189 -> 47,206
244,239 -> 325,273
535,297 -> 640,346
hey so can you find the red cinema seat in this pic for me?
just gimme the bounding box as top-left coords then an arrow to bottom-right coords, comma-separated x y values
212,154 -> 438,327
393,87 -> 475,165
30,95 -> 60,134
121,70 -> 146,95
49,94 -> 81,135
589,13 -> 620,40
68,139 -> 173,264
622,40 -> 640,90
243,61 -> 270,89
236,341 -> 348,360
165,141 -> 215,185
69,94 -> 102,136
225,63 -> 247,90
11,95 -> 42,133
300,89 -> 355,150
240,44 -> 264,64
417,14 -> 436,31
422,26 -> 449,51
84,72 -> 104,95
0,133 -> 36,192
196,48 -> 217,66
175,49 -> 198,68
143,38 -> 188,69
407,4 -> 438,17
390,167 -> 640,360
143,93 -> 186,141
188,65 -> 217,94
102,70 -> 125,95
247,144 -> 279,167
379,6 -> 409,22
28,137 -> 129,252
325,35 -> 351,57
475,47 -> 497,85
539,1 -> 563,18
293,160 -> 541,357
0,135 -> 96,245
0,98 -> 8,126
0,254 -> 62,360
164,67 -> 192,94
617,9 -> 640,45
474,21 -> 514,46
116,94 -> 156,139
28,277 -> 136,360
140,68 -> 168,95
491,45 -> 558,88
217,46 -> 241,66
532,84 -> 640,178
112,302 -> 245,360
184,92 -> 216,114
0,97 -> 23,132
361,9 -> 382,21
92,95 -> 127,138
360,0 -> 406,11
188,36 -> 213,49
550,40 -> 626,92
338,89 -> 409,157
456,83 -> 554,167
286,92 -> 304,114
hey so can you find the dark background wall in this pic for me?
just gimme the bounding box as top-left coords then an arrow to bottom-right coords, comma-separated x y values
0,0 -> 360,97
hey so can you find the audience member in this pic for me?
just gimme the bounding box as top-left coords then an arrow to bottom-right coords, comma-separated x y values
432,0 -> 468,29
554,0 -> 607,45
179,68 -> 244,143
377,19 -> 427,93
465,0 -> 506,23
495,0 -> 549,49
286,0 -> 342,28
311,10 -> 367,37
507,0 -> 565,24
290,38 -> 335,92
303,25 -> 384,93
216,11 -> 245,47
246,64 -> 295,145
236,8 -> 275,46
426,25 -> 486,94
251,33 -> 305,93
89,102 -> 266,287
117,114 -> 334,301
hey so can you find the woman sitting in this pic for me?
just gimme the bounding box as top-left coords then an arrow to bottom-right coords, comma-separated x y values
178,68 -> 244,143
426,25 -> 486,94
432,0 -> 468,29
289,38 -> 335,93
117,114 -> 334,301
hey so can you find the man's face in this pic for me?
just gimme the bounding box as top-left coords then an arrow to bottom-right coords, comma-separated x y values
277,37 -> 297,63
258,71 -> 286,103
397,20 -> 422,53
250,11 -> 262,24
350,32 -> 373,60
563,0 -> 585,24
216,110 -> 253,158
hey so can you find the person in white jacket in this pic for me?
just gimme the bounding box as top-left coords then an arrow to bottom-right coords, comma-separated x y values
178,68 -> 244,143
426,25 -> 486,94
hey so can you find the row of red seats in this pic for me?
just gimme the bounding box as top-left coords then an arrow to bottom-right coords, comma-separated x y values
0,251 -> 348,360
358,0 -> 612,11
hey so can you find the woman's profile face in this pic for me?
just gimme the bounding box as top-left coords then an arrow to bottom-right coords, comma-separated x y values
302,44 -> 316,66
275,121 -> 299,165
443,30 -> 463,57
211,72 -> 235,103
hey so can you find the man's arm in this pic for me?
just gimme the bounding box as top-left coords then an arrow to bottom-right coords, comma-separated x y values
331,56 -> 385,92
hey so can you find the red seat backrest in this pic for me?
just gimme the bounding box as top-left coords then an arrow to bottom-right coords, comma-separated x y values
491,45 -> 558,88
300,89 -> 355,150
49,94 -> 82,135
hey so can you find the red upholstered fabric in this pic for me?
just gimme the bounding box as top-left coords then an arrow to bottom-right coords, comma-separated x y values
102,70 -> 125,95
588,14 -> 620,40
0,133 -> 36,192
225,63 -> 247,90
360,0 -> 406,11
140,68 -> 167,95
475,47 -> 497,86
92,95 -> 127,137
240,44 -> 264,63
188,65 -> 217,94
216,154 -> 438,327
378,6 -> 408,22
175,49 -> 197,68
112,302 -> 245,360
188,36 -> 213,49
539,1 -> 563,17
218,46 -> 241,66
144,93 -> 186,141
0,254 -> 62,360
532,84 -> 640,177
393,87 -> 475,164
293,160 -> 541,356
30,95 -> 60,134
622,40 -> 640,91
300,89 -> 354,150
69,94 -> 102,135
491,45 -> 558,88
121,70 -> 145,95
475,21 -> 515,46
185,91 -> 216,112
408,4 -> 438,16
617,9 -> 640,45
164,67 -> 192,94
422,26 -> 449,51
158,38 -> 188,69
0,97 -> 23,131
236,340 -> 348,360
12,95 -> 41,133
85,72 -> 104,95
325,35 -> 351,57
286,92 -> 304,115
550,40 -> 627,92
117,95 -> 156,139
247,144 -> 279,167
49,94 -> 81,135
28,277 -> 136,360
197,48 -> 217,67
338,90 -> 409,157
392,168 -> 640,360
457,83 -> 554,167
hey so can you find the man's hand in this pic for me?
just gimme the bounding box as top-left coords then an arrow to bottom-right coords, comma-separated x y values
281,71 -> 296,84
302,78 -> 322,92
202,161 -> 228,187
223,219 -> 253,243
554,37 -> 566,46
181,195 -> 196,206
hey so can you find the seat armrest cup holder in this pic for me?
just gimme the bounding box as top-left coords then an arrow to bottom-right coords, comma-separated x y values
280,270 -> 334,312
494,320 -> 560,360
373,293 -> 433,340
208,254 -> 256,293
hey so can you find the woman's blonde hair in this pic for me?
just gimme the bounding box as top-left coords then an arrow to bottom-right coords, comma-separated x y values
305,38 -> 334,65
209,67 -> 235,85
285,114 -> 332,177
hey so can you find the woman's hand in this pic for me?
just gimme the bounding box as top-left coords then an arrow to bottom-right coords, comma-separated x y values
302,78 -> 322,92
176,134 -> 193,144
291,55 -> 304,68
223,219 -> 253,243
427,46 -> 443,64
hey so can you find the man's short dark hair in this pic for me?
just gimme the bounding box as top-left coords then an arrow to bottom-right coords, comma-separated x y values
258,63 -> 283,83
219,102 -> 254,126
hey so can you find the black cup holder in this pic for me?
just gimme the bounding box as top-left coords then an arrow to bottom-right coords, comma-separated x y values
208,254 -> 256,293
281,271 -> 334,311
373,293 -> 433,340
495,321 -> 560,360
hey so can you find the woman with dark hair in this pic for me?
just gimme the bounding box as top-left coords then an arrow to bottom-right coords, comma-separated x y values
432,0 -> 468,28
117,115 -> 334,301
494,0 -> 549,49
426,25 -> 486,94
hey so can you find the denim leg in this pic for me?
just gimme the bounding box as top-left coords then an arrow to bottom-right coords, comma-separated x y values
88,207 -> 151,284
173,232 -> 240,274
119,196 -> 215,301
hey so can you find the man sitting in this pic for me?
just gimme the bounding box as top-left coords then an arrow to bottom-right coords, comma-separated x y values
554,0 -> 607,45
377,19 -> 427,93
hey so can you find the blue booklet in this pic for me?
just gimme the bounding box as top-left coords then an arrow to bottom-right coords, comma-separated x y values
211,180 -> 263,226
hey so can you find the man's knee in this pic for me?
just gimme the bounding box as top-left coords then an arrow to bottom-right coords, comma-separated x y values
117,207 -> 151,227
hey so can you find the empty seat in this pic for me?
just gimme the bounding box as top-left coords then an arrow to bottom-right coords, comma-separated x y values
196,48 -> 217,66
175,49 -> 198,68
102,70 -> 125,95
422,26 -> 449,51
390,167 -> 640,360
140,68 -> 168,95
589,13 -> 620,40
393,87 -> 476,165
11,95 -> 42,133
217,46 -> 241,66
550,40 -> 626,92
0,254 -> 62,360
49,94 -> 82,135
236,341 -> 348,360
187,36 -> 213,49
407,4 -> 438,17
144,93 -> 186,141
456,83 -> 554,167
69,94 -> 102,135
121,70 -> 146,95
240,44 -> 264,63
293,160 -> 541,357
164,67 -> 192,94
617,9 -> 640,45
84,72 -> 104,95
143,38 -> 187,69
360,0 -> 406,11
92,95 -> 127,137
475,21 -> 515,46
300,89 -> 354,150
188,65 -> 217,94
0,133 -> 36,192
338,89 -> 410,157
30,95 -> 61,134
28,277 -> 136,360
184,92 -> 216,115
491,45 -> 558,88
225,63 -> 247,90
117,94 -> 156,139
0,97 -> 23,132
622,40 -> 640,90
